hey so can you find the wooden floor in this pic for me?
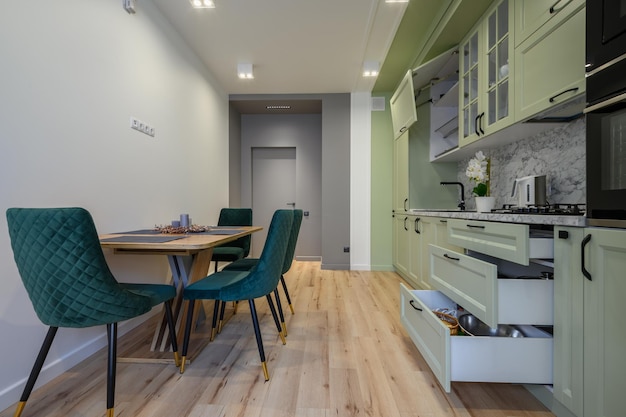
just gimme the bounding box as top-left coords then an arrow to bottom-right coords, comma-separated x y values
1,262 -> 555,417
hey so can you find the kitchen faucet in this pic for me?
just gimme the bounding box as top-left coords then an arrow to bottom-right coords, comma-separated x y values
440,181 -> 465,211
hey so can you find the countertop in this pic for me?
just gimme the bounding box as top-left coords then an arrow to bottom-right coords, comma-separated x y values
404,209 -> 587,227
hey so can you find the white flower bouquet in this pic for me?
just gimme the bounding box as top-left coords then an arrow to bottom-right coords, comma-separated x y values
465,151 -> 490,197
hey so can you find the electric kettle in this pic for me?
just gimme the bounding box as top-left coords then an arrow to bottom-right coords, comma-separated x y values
511,175 -> 547,207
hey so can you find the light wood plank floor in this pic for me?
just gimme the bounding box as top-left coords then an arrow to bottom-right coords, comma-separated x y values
1,262 -> 555,417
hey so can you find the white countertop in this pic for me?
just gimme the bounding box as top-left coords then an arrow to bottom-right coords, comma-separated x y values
405,209 -> 587,227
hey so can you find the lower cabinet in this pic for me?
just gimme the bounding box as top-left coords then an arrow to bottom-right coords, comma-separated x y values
554,226 -> 626,417
393,215 -> 411,278
400,285 -> 553,393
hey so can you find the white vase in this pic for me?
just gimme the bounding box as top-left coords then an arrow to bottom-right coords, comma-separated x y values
475,196 -> 496,213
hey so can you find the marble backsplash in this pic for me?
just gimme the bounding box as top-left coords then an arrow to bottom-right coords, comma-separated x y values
458,117 -> 586,210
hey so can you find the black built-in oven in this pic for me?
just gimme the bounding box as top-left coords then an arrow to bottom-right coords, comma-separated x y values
585,0 -> 626,227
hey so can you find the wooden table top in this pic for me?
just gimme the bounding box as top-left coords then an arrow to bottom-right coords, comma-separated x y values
99,226 -> 262,255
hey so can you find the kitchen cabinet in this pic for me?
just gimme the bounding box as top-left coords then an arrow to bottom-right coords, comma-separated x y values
446,218 -> 554,266
393,214 -> 411,278
390,70 -> 418,139
393,130 -> 409,212
554,227 -> 626,417
514,0 -> 585,46
459,0 -> 515,147
400,217 -> 555,393
514,5 -> 585,122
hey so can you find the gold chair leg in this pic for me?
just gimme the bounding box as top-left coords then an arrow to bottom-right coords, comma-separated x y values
282,322 -> 288,337
107,408 -> 114,417
210,328 -> 216,341
179,356 -> 187,374
218,319 -> 223,334
261,361 -> 270,381
289,304 -> 295,315
279,331 -> 286,345
174,352 -> 181,368
13,401 -> 26,417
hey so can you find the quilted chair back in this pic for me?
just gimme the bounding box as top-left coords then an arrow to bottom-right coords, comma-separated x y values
220,209 -> 292,301
217,208 -> 253,256
282,209 -> 303,274
6,207 -> 153,328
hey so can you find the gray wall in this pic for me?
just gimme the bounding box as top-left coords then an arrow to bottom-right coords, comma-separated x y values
230,93 -> 351,270
239,114 -> 323,259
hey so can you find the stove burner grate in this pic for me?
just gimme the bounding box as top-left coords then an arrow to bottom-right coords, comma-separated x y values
492,203 -> 586,215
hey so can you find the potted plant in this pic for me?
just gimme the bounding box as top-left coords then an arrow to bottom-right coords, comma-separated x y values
466,151 -> 495,212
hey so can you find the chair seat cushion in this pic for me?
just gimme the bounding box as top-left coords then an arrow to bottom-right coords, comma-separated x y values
223,258 -> 259,271
120,283 -> 176,306
211,247 -> 245,262
183,270 -> 250,301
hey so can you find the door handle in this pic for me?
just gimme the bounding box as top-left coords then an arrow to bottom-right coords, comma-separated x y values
414,217 -> 421,234
409,300 -> 423,311
444,253 -> 460,261
581,234 -> 592,281
404,217 -> 408,231
286,202 -> 296,207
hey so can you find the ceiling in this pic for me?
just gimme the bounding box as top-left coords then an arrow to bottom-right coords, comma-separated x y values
150,0 -> 493,113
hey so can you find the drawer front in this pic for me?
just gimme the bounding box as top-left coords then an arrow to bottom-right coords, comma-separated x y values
400,285 -> 453,392
430,244 -> 498,328
514,0 -> 585,46
400,286 -> 554,393
447,219 -> 530,265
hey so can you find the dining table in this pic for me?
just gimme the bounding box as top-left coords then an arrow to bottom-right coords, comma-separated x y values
99,225 -> 262,365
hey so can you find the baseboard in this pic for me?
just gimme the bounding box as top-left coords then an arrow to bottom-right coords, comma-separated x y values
523,385 -> 577,417
0,311 -> 157,413
295,256 -> 321,262
321,263 -> 350,270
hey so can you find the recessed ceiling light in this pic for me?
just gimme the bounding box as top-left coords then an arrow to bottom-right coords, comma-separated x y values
363,61 -> 380,77
266,105 -> 291,110
237,63 -> 254,79
385,0 -> 409,3
190,0 -> 215,9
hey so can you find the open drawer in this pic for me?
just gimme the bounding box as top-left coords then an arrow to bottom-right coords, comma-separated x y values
429,244 -> 554,328
446,219 -> 554,265
400,284 -> 553,393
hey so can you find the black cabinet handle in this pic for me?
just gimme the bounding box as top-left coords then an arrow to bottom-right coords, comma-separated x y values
474,114 -> 480,136
478,112 -> 485,135
444,253 -> 460,261
581,234 -> 592,281
414,217 -> 421,234
404,198 -> 408,212
404,217 -> 408,231
440,219 -> 447,223
409,300 -> 423,311
550,87 -> 579,103
550,0 -> 573,14
467,224 -> 486,229
399,126 -> 407,133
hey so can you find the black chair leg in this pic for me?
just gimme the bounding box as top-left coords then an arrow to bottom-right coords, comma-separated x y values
273,288 -> 287,337
163,300 -> 180,367
248,299 -> 269,381
266,294 -> 286,345
106,323 -> 118,417
180,300 -> 196,373
210,300 -> 220,341
14,326 -> 58,417
218,299 -> 227,334
280,275 -> 294,314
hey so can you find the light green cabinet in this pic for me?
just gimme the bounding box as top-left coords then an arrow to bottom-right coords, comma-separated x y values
390,70 -> 418,139
514,0 -> 585,46
393,214 -> 411,278
408,216 -> 426,288
514,5 -> 585,121
553,226 -> 626,417
459,0 -> 515,147
393,131 -> 409,212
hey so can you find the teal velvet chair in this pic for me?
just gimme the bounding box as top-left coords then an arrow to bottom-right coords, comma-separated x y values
211,208 -> 253,273
223,209 -> 303,334
6,207 -> 179,417
180,209 -> 293,380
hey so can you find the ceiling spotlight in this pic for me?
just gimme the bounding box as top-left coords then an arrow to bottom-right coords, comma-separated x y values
363,61 -> 380,77
190,0 -> 215,9
385,0 -> 409,3
266,105 -> 291,110
237,63 -> 254,79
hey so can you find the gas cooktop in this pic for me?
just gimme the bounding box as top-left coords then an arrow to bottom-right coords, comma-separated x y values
491,204 -> 586,215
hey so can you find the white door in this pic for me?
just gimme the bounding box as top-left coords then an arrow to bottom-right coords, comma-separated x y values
251,147 -> 296,257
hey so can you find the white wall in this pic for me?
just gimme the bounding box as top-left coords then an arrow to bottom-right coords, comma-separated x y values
0,0 -> 228,411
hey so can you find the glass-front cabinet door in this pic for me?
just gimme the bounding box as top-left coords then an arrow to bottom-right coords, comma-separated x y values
459,0 -> 514,147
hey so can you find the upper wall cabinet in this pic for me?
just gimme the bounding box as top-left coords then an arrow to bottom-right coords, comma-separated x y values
514,0 -> 585,47
459,0 -> 515,147
390,70 -> 418,139
514,1 -> 585,121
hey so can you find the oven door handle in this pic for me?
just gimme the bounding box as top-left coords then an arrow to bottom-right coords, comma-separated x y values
584,91 -> 626,114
